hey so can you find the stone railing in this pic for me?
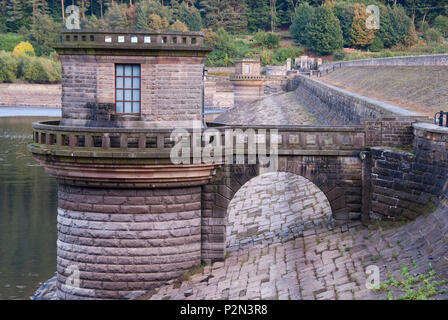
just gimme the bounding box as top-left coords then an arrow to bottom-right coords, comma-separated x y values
31,121 -> 366,158
230,75 -> 265,81
57,30 -> 207,50
319,54 -> 448,74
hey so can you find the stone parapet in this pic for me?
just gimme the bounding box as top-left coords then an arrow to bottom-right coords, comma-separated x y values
319,54 -> 448,73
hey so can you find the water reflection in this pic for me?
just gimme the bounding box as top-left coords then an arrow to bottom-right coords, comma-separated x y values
0,116 -> 58,300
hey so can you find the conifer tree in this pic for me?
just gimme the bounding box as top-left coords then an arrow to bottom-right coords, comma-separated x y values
105,3 -> 126,30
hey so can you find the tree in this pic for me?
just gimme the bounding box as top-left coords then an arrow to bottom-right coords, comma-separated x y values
174,2 -> 202,31
136,4 -> 148,30
293,4 -> 343,55
6,0 -> 25,31
170,20 -> 188,31
246,0 -> 270,32
350,4 -> 375,48
434,15 -> 448,37
147,14 -> 168,30
200,0 -> 247,33
13,41 -> 36,56
334,2 -> 355,47
290,3 -> 315,46
105,3 -> 126,29
28,13 -> 60,56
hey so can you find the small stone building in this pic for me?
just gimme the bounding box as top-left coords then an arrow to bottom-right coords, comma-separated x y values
56,30 -> 211,128
230,58 -> 265,108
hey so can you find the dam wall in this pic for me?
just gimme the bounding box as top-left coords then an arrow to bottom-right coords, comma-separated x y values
319,54 -> 448,73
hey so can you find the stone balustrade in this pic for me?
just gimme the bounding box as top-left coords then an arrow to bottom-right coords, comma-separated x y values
32,121 -> 366,157
58,30 -> 205,49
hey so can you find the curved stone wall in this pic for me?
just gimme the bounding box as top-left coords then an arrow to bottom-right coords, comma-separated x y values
56,184 -> 202,299
226,172 -> 331,250
367,123 -> 448,221
288,75 -> 421,126
319,54 -> 448,73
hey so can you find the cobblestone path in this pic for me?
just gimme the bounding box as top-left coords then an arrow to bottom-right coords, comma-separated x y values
227,172 -> 331,251
147,205 -> 448,300
214,91 -> 317,126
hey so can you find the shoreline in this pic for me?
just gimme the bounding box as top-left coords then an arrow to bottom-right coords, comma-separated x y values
0,83 -> 61,110
0,107 -> 61,118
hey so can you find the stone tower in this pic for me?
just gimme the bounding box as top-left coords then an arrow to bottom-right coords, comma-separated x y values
230,58 -> 265,108
29,30 -> 214,299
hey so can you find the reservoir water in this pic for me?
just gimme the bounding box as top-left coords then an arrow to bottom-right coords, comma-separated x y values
0,108 -> 61,299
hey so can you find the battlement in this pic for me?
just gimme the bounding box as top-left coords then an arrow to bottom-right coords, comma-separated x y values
55,30 -> 211,55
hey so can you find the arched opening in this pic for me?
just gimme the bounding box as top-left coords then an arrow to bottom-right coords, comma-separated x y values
226,172 -> 332,250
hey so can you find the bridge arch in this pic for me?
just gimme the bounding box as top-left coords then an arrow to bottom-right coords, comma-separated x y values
226,171 -> 332,250
201,155 -> 362,262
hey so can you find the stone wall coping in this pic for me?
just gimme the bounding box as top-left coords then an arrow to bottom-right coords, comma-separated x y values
230,75 -> 265,81
301,75 -> 423,117
413,122 -> 448,134
320,53 -> 448,71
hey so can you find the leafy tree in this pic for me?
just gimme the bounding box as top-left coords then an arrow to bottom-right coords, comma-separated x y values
434,15 -> 448,37
202,28 -> 218,46
13,41 -> 35,56
350,4 -> 375,48
28,13 -> 60,56
0,33 -> 25,52
253,31 -> 279,49
424,27 -> 443,43
170,20 -> 188,31
0,51 -> 17,82
369,37 -> 384,52
147,14 -> 168,30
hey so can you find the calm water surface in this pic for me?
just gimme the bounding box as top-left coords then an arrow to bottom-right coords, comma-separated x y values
0,111 -> 60,300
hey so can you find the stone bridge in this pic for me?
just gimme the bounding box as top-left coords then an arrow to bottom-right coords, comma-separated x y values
31,115 -> 448,299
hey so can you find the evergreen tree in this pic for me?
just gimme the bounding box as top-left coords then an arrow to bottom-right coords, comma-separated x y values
200,0 -> 247,33
105,3 -> 126,30
295,4 -> 343,55
6,0 -> 25,31
136,4 -> 148,30
291,2 -> 315,46
350,4 -> 375,48
334,2 -> 355,47
246,0 -> 270,32
174,2 -> 202,31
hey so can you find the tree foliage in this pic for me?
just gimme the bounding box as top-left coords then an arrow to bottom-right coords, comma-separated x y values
350,4 -> 375,48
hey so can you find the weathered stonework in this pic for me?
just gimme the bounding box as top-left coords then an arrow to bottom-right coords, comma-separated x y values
367,123 -> 448,221
56,185 -> 201,299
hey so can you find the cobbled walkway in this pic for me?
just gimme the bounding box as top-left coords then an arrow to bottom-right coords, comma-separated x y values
147,205 -> 448,300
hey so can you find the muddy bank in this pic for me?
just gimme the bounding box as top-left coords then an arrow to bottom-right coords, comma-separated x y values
0,83 -> 61,109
